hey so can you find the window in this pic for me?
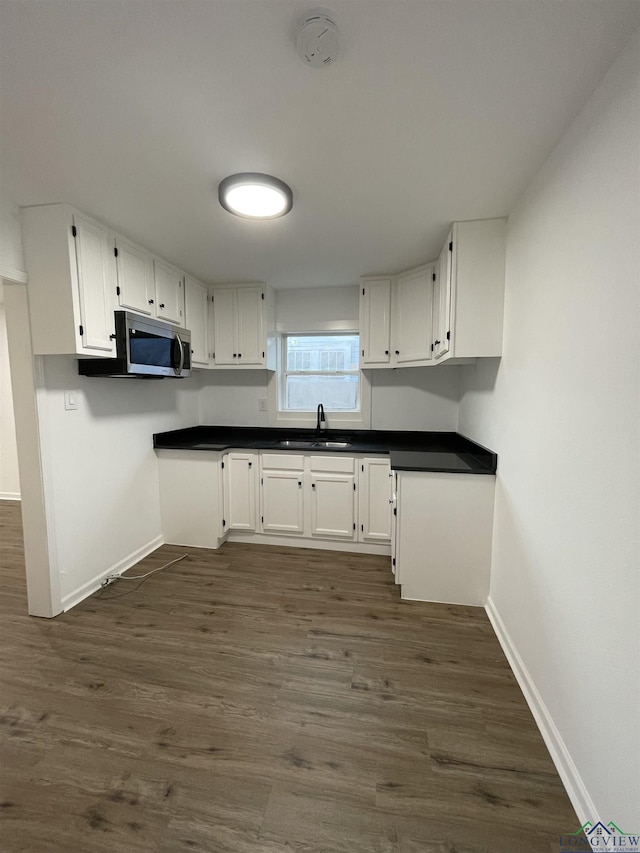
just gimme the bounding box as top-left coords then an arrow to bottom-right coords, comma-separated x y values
280,333 -> 360,412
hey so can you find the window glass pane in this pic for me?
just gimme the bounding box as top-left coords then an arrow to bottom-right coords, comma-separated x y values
285,374 -> 359,411
285,335 -> 359,372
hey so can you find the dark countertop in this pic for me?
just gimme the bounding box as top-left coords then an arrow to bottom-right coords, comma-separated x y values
153,426 -> 497,475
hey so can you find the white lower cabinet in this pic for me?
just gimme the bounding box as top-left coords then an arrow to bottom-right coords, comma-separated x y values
259,454 -> 305,535
358,457 -> 393,543
309,456 -> 356,540
223,451 -> 258,532
156,450 -> 224,547
394,470 -> 495,605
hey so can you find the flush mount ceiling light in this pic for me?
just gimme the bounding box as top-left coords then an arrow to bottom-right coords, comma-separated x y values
218,173 -> 293,220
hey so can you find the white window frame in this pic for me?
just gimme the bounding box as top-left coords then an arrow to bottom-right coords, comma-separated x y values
268,331 -> 371,429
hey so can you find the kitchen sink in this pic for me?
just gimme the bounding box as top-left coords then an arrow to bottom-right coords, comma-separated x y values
270,439 -> 352,449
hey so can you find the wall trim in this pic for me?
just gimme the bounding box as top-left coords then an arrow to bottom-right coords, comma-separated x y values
485,596 -> 597,825
0,492 -> 21,501
61,534 -> 164,612
0,266 -> 28,285
226,531 -> 391,555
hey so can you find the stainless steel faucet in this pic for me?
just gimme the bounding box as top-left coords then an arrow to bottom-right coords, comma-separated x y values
316,403 -> 326,432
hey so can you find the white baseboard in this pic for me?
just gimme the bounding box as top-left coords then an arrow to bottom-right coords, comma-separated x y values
485,596 -> 597,825
61,535 -> 164,612
0,492 -> 21,501
225,531 -> 391,556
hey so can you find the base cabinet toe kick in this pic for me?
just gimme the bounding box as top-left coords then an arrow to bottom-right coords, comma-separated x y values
155,449 -> 496,606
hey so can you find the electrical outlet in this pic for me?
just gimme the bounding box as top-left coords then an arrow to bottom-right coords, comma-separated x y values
258,398 -> 267,411
64,391 -> 78,411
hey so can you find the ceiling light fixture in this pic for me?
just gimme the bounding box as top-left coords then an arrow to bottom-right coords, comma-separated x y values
218,173 -> 293,220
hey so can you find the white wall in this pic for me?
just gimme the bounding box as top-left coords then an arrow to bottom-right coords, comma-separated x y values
37,357 -> 199,608
458,33 -> 640,826
0,302 -> 20,498
199,285 -> 461,430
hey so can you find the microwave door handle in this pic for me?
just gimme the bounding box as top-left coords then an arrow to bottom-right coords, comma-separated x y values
173,333 -> 185,375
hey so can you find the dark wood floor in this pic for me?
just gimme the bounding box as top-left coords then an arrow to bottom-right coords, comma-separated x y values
0,499 -> 578,852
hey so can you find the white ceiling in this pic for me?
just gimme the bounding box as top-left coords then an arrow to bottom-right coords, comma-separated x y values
2,1 -> 639,289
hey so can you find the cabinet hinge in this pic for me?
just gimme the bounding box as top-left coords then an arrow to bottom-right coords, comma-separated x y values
222,518 -> 226,527
114,247 -> 119,258
393,507 -> 397,516
362,349 -> 364,357
449,241 -> 453,252
221,461 -> 224,469
212,352 -> 215,359
261,292 -> 265,300
361,464 -> 364,472
362,287 -> 365,296
392,558 -> 396,567
262,351 -> 265,358
446,331 -> 450,341
71,225 -> 77,238
432,272 -> 436,282
116,286 -> 121,296
261,516 -> 264,523
261,477 -> 263,485
353,483 -> 356,491
361,524 -> 364,532
353,523 -> 356,531
79,324 -> 84,336
431,343 -> 434,352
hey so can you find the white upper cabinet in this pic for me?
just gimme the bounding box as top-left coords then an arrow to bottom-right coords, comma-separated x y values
359,278 -> 391,366
154,259 -> 184,325
211,284 -> 275,370
436,218 -> 506,362
21,204 -> 116,357
114,235 -> 154,316
184,275 -> 210,367
391,264 -> 434,366
433,232 -> 452,360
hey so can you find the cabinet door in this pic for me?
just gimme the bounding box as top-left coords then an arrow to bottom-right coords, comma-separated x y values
223,452 -> 257,531
212,289 -> 237,364
236,286 -> 264,366
72,214 -> 116,353
114,237 -> 153,315
310,474 -> 355,539
184,276 -> 210,367
154,260 -> 184,325
360,279 -> 391,366
392,267 -> 433,365
358,458 -> 393,542
434,235 -> 452,359
261,470 -> 305,534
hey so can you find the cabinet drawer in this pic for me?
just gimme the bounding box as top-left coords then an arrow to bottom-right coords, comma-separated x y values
260,453 -> 305,471
310,455 -> 355,474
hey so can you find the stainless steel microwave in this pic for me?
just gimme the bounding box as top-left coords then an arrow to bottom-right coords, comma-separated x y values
78,311 -> 191,378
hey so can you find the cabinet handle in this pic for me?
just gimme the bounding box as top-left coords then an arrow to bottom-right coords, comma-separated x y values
434,340 -> 441,346
109,333 -> 116,340
159,303 -> 165,308
395,350 -> 400,355
148,298 -> 154,304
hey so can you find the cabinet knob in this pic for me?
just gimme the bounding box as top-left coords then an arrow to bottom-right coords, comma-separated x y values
395,350 -> 400,355
238,353 -> 242,358
298,481 -> 302,487
434,340 -> 441,346
233,353 -> 237,358
311,483 -> 316,489
148,298 -> 154,304
159,303 -> 165,309
385,350 -> 389,355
